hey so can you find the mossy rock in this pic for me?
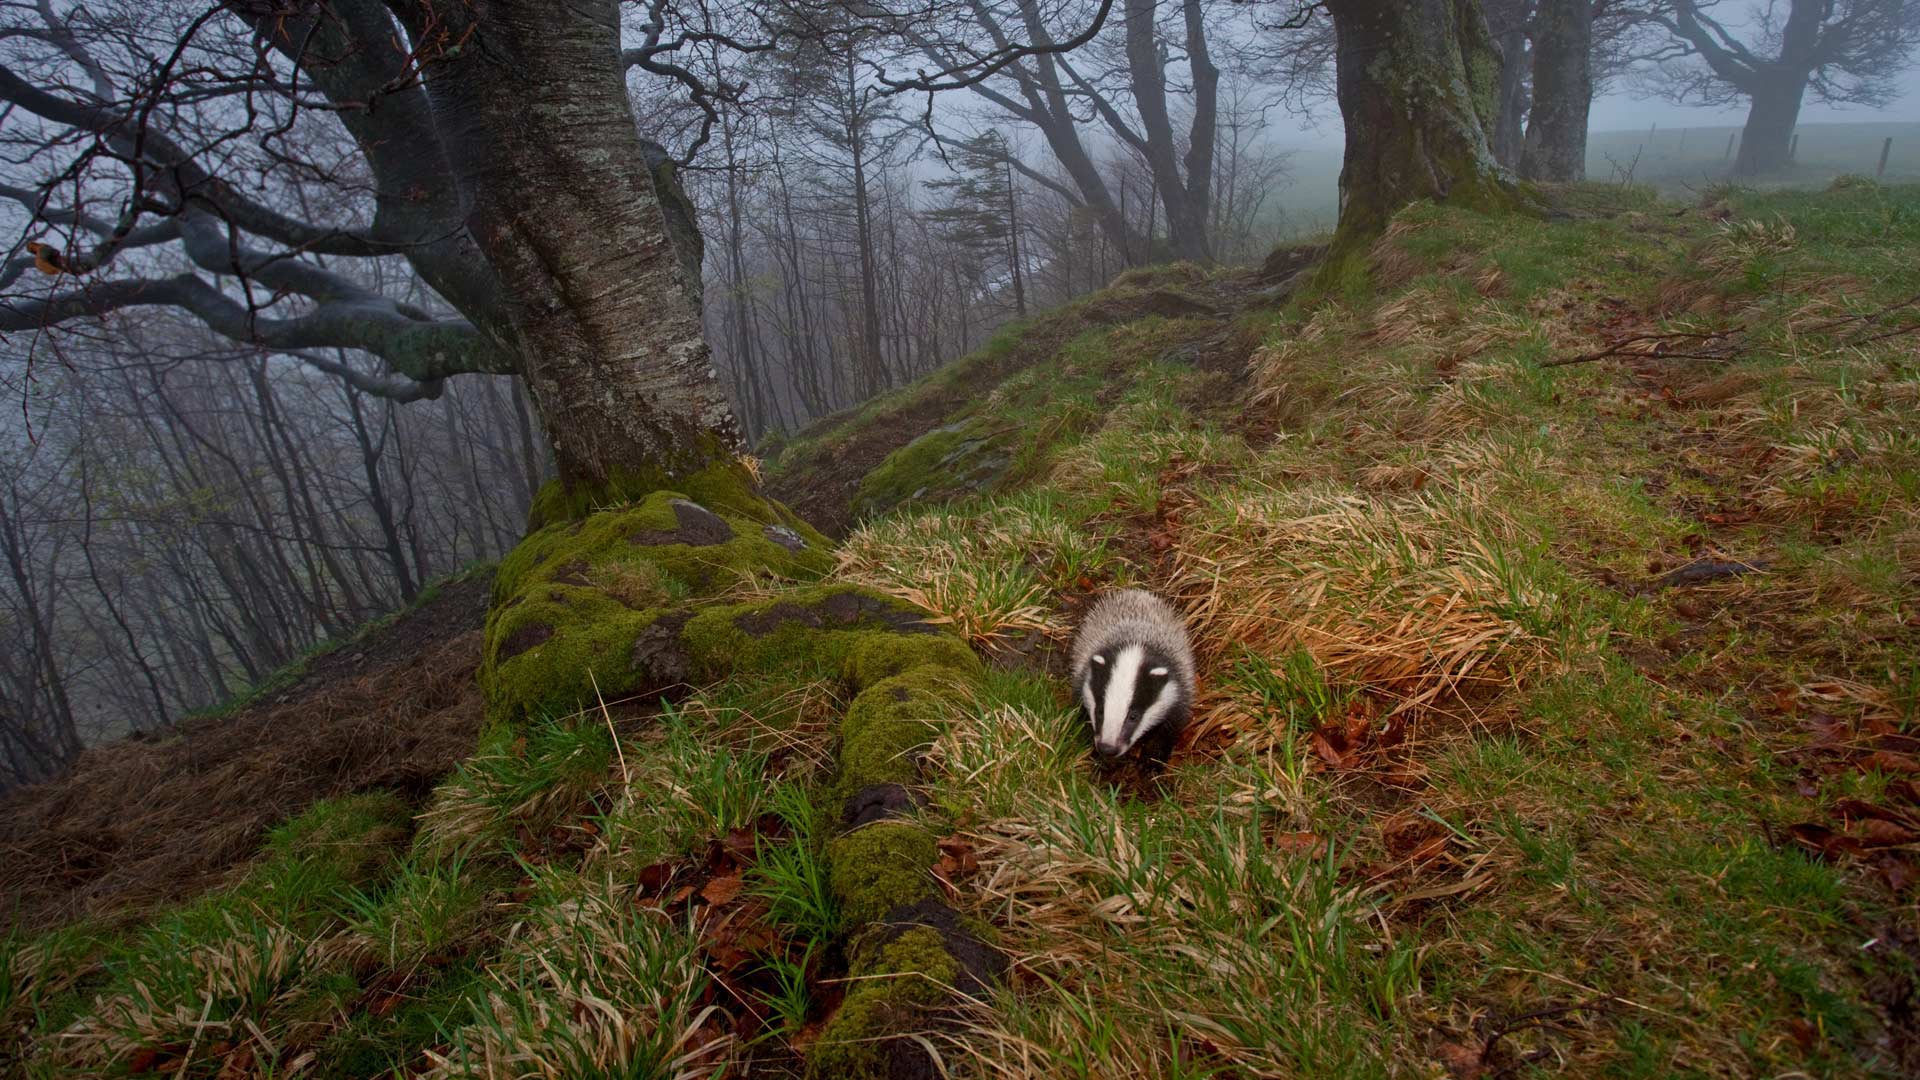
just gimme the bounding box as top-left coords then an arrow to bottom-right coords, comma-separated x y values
482,488 -> 832,725
681,585 -> 981,687
851,418 -> 1013,521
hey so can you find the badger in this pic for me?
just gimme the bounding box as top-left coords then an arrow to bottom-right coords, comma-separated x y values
1070,589 -> 1195,761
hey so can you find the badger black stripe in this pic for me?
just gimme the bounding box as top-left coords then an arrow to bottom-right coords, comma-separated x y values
1120,670 -> 1163,745
1087,652 -> 1112,730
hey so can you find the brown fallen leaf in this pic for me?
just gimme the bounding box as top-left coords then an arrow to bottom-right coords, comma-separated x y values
1406,835 -> 1449,864
1861,819 -> 1920,848
637,861 -> 676,894
1433,1039 -> 1487,1078
1787,822 -> 1866,860
1833,798 -> 1917,826
1272,831 -> 1324,857
701,874 -> 743,906
1890,780 -> 1920,806
1867,751 -> 1920,775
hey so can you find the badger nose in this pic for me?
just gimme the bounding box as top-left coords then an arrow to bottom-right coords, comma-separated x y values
1094,738 -> 1123,758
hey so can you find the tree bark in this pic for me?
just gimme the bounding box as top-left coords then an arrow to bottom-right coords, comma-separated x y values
1323,0 -> 1522,244
1734,75 -> 1809,176
410,0 -> 741,494
1519,0 -> 1592,181
1490,22 -> 1529,168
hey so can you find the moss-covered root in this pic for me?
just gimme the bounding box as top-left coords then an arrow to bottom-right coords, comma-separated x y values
805,639 -> 1000,1078
480,480 -> 832,726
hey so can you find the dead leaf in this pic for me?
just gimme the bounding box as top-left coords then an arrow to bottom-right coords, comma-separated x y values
701,874 -> 743,906
1861,819 -> 1920,848
1867,751 -> 1920,775
637,861 -> 675,894
1787,822 -> 1865,860
1889,780 -> 1920,806
1272,831 -> 1324,857
1782,1017 -> 1819,1052
1433,1039 -> 1487,1078
1833,798 -> 1916,826
1409,835 -> 1449,863
26,241 -> 63,275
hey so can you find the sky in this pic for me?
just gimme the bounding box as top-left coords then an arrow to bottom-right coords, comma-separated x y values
1586,68 -> 1920,131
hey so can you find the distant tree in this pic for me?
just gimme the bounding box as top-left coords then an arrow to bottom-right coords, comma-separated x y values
1640,0 -> 1920,175
1487,0 -> 1538,168
927,133 -> 1030,318
1522,0 -> 1596,179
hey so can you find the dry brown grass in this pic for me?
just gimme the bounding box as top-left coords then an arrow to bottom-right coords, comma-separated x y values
0,620 -> 486,932
46,917 -> 320,1073
836,505 -> 1103,647
1173,484 -> 1566,747
423,879 -> 727,1080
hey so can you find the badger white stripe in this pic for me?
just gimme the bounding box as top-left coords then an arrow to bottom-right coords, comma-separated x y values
1132,682 -> 1179,748
1099,644 -> 1144,754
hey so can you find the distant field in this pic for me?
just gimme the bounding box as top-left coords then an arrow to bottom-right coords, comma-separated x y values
1266,120 -> 1920,242
1587,120 -> 1920,194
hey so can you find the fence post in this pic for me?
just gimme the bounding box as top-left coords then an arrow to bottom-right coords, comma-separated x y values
1789,133 -> 1799,162
1879,137 -> 1895,179
1724,132 -> 1737,160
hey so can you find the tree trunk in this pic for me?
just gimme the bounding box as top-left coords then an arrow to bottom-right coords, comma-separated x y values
413,0 -> 741,496
1323,0 -> 1522,245
1490,24 -> 1529,168
1733,76 -> 1807,177
1519,0 -> 1591,181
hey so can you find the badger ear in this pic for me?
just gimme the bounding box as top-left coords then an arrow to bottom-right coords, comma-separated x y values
1090,654 -> 1107,666
1149,666 -> 1169,677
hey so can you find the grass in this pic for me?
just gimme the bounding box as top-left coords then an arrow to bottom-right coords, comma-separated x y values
9,181 -> 1920,1077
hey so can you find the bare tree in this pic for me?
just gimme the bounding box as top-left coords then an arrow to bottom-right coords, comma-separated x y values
1639,0 -> 1920,175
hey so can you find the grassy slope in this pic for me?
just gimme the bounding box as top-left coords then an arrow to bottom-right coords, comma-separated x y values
824,179 -> 1920,1077
5,180 -> 1917,1079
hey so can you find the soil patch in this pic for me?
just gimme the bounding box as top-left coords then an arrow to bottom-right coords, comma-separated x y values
0,575 -> 493,932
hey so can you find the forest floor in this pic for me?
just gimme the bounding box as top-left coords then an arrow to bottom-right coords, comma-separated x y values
4,179 -> 1919,1079
0,572 -> 491,931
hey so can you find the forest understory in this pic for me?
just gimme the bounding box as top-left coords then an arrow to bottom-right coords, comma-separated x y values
5,179 -> 1920,1079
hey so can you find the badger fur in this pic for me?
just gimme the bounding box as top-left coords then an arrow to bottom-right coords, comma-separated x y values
1070,589 -> 1195,760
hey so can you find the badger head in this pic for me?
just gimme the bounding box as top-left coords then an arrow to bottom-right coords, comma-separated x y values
1081,642 -> 1187,758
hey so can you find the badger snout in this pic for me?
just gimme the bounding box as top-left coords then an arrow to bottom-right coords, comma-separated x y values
1094,734 -> 1126,758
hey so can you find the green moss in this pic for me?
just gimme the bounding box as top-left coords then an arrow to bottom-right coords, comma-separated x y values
827,823 -> 938,927
836,668 -> 967,799
526,451 -> 766,531
678,585 -> 969,684
483,590 -> 674,725
852,417 -> 1012,520
842,631 -> 980,690
483,487 -> 833,725
806,926 -> 960,1079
